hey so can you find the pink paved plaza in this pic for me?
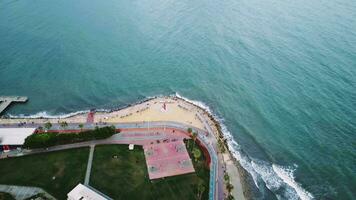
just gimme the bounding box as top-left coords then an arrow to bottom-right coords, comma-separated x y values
143,140 -> 195,180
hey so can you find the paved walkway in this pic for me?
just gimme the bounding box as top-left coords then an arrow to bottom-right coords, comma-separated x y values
0,185 -> 55,200
223,153 -> 245,200
84,145 -> 95,185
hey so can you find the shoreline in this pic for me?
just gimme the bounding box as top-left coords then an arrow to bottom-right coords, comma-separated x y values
0,95 -> 251,200
175,95 -> 254,200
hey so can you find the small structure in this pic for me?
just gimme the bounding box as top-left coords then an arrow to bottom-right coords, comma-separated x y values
129,144 -> 134,150
0,128 -> 36,152
0,96 -> 28,115
67,184 -> 111,200
87,110 -> 95,123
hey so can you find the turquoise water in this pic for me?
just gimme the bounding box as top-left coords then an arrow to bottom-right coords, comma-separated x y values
1,0 -> 355,199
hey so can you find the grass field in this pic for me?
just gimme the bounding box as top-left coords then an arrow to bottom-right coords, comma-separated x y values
90,142 -> 210,200
0,148 -> 89,199
0,192 -> 15,200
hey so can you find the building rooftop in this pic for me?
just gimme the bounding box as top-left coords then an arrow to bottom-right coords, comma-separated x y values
0,128 -> 36,145
67,184 -> 109,200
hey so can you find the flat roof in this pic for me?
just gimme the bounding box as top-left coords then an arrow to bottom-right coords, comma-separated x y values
0,128 -> 36,145
67,184 -> 109,200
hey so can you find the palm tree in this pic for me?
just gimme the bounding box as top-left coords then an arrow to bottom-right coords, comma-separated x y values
192,132 -> 198,141
60,121 -> 68,130
37,126 -> 43,132
197,182 -> 205,200
192,148 -> 201,162
187,128 -> 192,134
226,194 -> 234,200
226,183 -> 234,194
224,173 -> 230,183
192,132 -> 198,149
78,124 -> 84,131
218,139 -> 226,153
44,122 -> 52,132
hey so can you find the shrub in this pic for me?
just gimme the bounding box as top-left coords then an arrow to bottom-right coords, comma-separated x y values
24,126 -> 118,149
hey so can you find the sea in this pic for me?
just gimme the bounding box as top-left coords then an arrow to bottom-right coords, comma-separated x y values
0,0 -> 355,199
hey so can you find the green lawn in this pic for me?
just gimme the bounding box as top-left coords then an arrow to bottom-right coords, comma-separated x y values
0,148 -> 89,199
90,142 -> 210,200
0,192 -> 15,200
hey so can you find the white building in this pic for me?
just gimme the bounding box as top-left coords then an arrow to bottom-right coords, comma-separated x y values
0,128 -> 36,152
0,128 -> 36,145
67,184 -> 110,200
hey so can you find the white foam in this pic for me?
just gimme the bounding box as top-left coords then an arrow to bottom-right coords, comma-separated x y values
273,164 -> 314,200
174,92 -> 314,200
8,110 -> 90,119
174,92 -> 214,114
5,95 -> 159,119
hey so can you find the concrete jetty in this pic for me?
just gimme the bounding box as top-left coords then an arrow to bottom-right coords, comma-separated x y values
0,96 -> 28,115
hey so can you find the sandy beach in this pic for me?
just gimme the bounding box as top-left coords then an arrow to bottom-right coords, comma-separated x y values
0,97 -> 205,128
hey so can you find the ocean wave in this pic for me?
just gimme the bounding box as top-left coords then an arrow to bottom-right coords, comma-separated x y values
5,95 -> 159,119
174,92 -> 314,200
272,164 -> 314,200
7,110 -> 91,119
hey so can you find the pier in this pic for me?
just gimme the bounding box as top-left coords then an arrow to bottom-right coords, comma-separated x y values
0,96 -> 28,115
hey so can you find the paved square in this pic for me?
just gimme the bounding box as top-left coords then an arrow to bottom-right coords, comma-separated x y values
143,140 -> 195,180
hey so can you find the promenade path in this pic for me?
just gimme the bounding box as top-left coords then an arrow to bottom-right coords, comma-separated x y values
84,145 -> 95,185
0,121 -> 225,200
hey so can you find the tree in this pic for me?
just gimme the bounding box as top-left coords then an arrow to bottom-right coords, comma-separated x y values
218,139 -> 226,153
187,128 -> 192,134
24,126 -> 116,149
78,124 -> 84,131
44,122 -> 52,132
226,183 -> 234,194
224,173 -> 230,183
192,147 -> 201,162
60,121 -> 68,130
192,132 -> 198,141
197,181 -> 205,200
226,194 -> 234,200
192,132 -> 198,149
